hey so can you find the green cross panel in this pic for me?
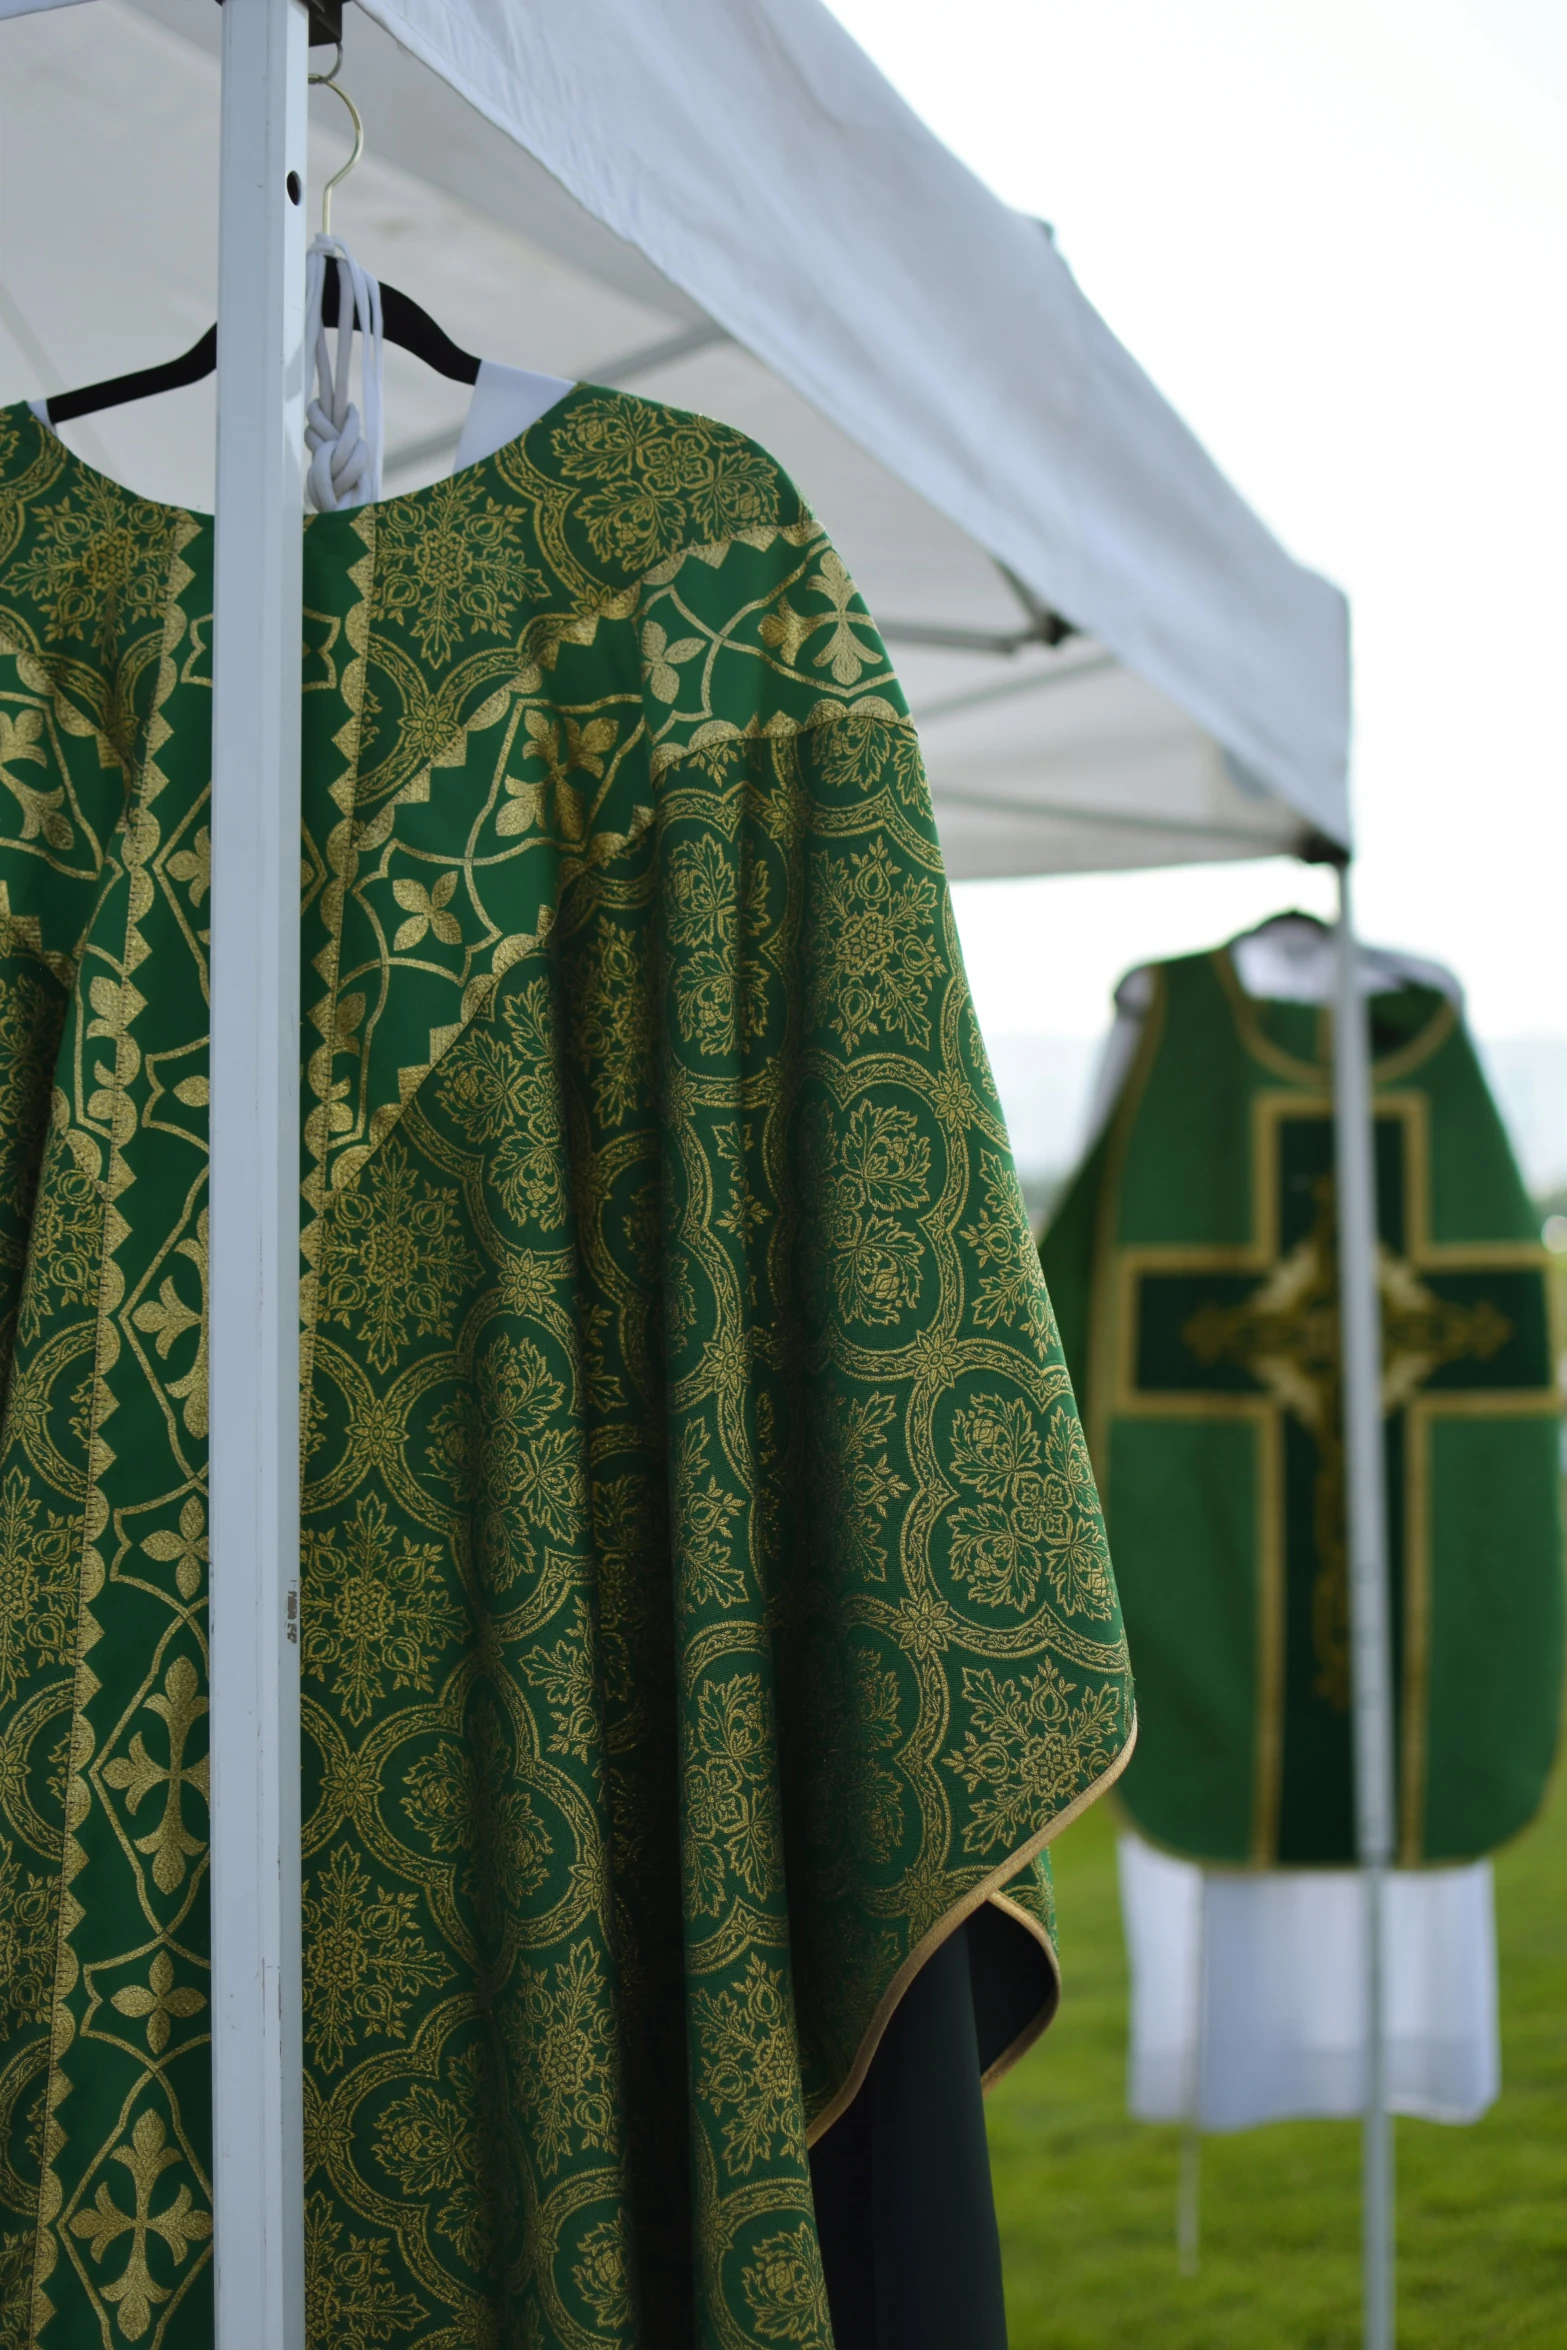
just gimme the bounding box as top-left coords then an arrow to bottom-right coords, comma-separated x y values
1043,946 -> 1564,1870
1126,1103 -> 1551,1862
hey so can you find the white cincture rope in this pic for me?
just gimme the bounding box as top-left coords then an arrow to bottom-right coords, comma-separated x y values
302,233 -> 384,512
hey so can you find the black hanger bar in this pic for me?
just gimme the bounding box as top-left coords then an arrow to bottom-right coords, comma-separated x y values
43,278 -> 479,428
320,272 -> 479,386
47,327 -> 218,428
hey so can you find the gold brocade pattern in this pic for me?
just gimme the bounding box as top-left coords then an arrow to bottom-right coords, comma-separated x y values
0,389 -> 1132,2348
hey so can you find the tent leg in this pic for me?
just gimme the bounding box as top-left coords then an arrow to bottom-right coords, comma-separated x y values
1176,2127 -> 1201,2278
1332,863 -> 1397,2350
208,5 -> 308,2348
1176,1867 -> 1206,2277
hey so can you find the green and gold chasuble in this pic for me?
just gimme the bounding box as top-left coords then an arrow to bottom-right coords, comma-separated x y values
0,391 -> 1133,2349
1043,941 -> 1561,1872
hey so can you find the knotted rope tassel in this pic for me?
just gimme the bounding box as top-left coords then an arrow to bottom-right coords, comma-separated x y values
302,234 -> 384,512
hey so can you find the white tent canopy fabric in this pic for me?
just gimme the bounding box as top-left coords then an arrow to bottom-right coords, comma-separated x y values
0,0 -> 1349,878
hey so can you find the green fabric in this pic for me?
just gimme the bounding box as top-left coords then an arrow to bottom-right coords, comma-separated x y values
1041,938 -> 1562,1869
0,391 -> 1131,2350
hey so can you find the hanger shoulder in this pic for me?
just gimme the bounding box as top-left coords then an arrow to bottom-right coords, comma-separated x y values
46,326 -> 219,428
42,281 -> 479,428
319,273 -> 480,387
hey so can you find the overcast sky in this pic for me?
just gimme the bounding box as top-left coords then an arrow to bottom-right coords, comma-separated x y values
825,0 -> 1567,1041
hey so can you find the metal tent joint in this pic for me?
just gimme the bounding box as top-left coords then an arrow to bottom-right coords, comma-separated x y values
214,0 -> 343,57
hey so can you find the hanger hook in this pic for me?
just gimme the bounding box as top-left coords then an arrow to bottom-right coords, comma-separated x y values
308,48 -> 364,236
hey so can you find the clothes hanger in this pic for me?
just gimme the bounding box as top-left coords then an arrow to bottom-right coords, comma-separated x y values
42,43 -> 479,429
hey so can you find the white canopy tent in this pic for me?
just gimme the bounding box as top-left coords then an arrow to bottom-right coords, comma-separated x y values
1,0 -> 1349,878
0,4 -> 1385,2346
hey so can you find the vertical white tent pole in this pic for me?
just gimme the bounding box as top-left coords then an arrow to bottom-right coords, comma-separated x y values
208,4 -> 308,2348
1332,861 -> 1396,2350
1175,1873 -> 1207,2278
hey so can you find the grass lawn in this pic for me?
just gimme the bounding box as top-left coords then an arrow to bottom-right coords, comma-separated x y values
987,1781 -> 1567,2347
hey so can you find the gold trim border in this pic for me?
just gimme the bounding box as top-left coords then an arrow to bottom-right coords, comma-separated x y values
1105,1081 -> 1556,1868
804,1712 -> 1138,2144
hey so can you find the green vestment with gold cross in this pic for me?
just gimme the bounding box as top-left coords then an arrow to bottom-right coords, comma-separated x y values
1042,940 -> 1561,1871
0,388 -> 1133,2350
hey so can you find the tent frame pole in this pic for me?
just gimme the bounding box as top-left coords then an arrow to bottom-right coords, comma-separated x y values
207,4 -> 308,2346
1332,861 -> 1396,2350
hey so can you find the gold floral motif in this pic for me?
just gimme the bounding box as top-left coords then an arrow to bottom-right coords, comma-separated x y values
303,1493 -> 461,1727
108,1950 -> 205,2056
553,395 -> 779,569
390,868 -> 462,953
805,835 -> 943,1056
16,1113 -> 102,1347
896,1589 -> 955,1663
508,1940 -> 619,2173
129,1208 -> 209,1441
961,1147 -> 1056,1356
566,919 -> 655,1131
164,825 -> 210,914
319,1138 -> 477,1374
812,1392 -> 909,1583
0,1835 -> 54,2034
591,1474 -> 666,1732
947,1393 -> 1114,1618
67,2109 -> 212,2344
0,707 -> 73,855
814,710 -> 926,807
693,1954 -> 801,2178
740,2222 -> 832,2345
664,834 -> 739,1056
402,1699 -> 552,1916
672,1422 -> 747,1611
438,977 -> 569,1230
302,1843 -> 448,2073
498,709 -> 620,842
7,471 -> 178,666
684,1672 -> 783,1916
305,2193 -> 425,2349
524,1597 -> 601,1765
0,1463 -> 76,1709
375,2044 -> 498,2270
812,1097 -> 931,1326
0,966 -> 63,1217
641,618 -> 704,705
572,2212 -> 634,2332
805,1641 -> 903,1870
758,549 -> 883,688
101,1654 -> 209,1897
713,1120 -> 768,1247
494,1248 -> 560,1323
139,1495 -> 207,1602
0,2228 -> 30,2350
427,1330 -> 585,1593
374,471 -> 549,664
946,1659 -> 1127,1855
661,834 -> 772,1063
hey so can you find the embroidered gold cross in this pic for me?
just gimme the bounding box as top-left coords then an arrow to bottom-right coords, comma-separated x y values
1113,1089 -> 1552,1860
1181,1174 -> 1511,1707
102,1653 -> 209,1896
68,2108 -> 212,2340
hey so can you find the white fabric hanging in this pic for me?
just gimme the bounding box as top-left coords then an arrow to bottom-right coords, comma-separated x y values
453,360 -> 574,472
302,233 -> 384,511
1119,1830 -> 1500,2131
